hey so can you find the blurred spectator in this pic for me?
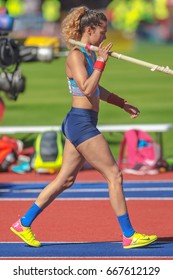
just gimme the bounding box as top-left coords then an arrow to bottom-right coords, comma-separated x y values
166,0 -> 173,41
60,0 -> 111,10
41,0 -> 61,36
42,0 -> 60,22
106,0 -> 173,43
106,0 -> 154,34
23,0 -> 42,15
5,0 -> 24,17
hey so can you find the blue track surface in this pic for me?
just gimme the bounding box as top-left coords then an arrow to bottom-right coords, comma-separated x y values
1,241 -> 173,258
0,181 -> 173,199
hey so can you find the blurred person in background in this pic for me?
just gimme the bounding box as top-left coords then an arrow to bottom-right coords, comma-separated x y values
41,0 -> 61,35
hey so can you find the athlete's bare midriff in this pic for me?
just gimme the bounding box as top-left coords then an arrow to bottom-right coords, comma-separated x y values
72,95 -> 100,112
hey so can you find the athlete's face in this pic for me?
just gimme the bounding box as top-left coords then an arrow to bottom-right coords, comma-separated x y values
90,21 -> 107,46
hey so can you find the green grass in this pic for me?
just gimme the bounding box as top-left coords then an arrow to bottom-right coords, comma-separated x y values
1,41 -> 173,159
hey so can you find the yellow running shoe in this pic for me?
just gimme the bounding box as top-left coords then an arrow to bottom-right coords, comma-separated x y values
10,219 -> 41,247
123,232 -> 157,249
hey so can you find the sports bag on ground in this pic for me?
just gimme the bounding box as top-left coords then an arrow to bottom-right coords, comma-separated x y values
118,129 -> 161,172
31,131 -> 64,173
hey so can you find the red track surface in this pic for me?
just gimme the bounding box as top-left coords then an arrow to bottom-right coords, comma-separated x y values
1,199 -> 172,243
0,169 -> 173,183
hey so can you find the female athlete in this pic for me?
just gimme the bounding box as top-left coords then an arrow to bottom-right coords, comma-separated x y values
11,6 -> 157,249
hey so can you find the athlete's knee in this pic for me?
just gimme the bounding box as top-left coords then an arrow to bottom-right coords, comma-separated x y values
116,169 -> 123,182
108,166 -> 123,185
62,175 -> 76,189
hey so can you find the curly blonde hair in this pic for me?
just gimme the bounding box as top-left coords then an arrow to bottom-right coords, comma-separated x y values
61,6 -> 107,49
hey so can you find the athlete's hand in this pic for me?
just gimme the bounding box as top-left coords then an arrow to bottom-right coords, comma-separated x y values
123,103 -> 140,119
97,42 -> 112,62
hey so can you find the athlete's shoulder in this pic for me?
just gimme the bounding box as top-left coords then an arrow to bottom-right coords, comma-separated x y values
69,46 -> 83,56
67,47 -> 86,63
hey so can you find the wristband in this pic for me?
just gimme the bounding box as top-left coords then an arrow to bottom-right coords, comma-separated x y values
94,57 -> 106,72
107,93 -> 126,108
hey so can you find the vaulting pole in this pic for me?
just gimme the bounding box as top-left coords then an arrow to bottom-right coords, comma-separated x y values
69,39 -> 173,76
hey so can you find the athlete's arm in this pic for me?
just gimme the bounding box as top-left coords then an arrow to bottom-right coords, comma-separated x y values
99,85 -> 140,119
99,85 -> 126,108
66,49 -> 102,96
66,43 -> 112,97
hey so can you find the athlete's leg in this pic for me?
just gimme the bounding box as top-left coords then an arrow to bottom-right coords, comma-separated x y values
77,134 -> 157,248
10,139 -> 85,246
35,138 -> 85,209
20,139 -> 85,226
77,134 -> 126,216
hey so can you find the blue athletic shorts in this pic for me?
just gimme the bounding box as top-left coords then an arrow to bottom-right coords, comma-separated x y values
62,107 -> 101,147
